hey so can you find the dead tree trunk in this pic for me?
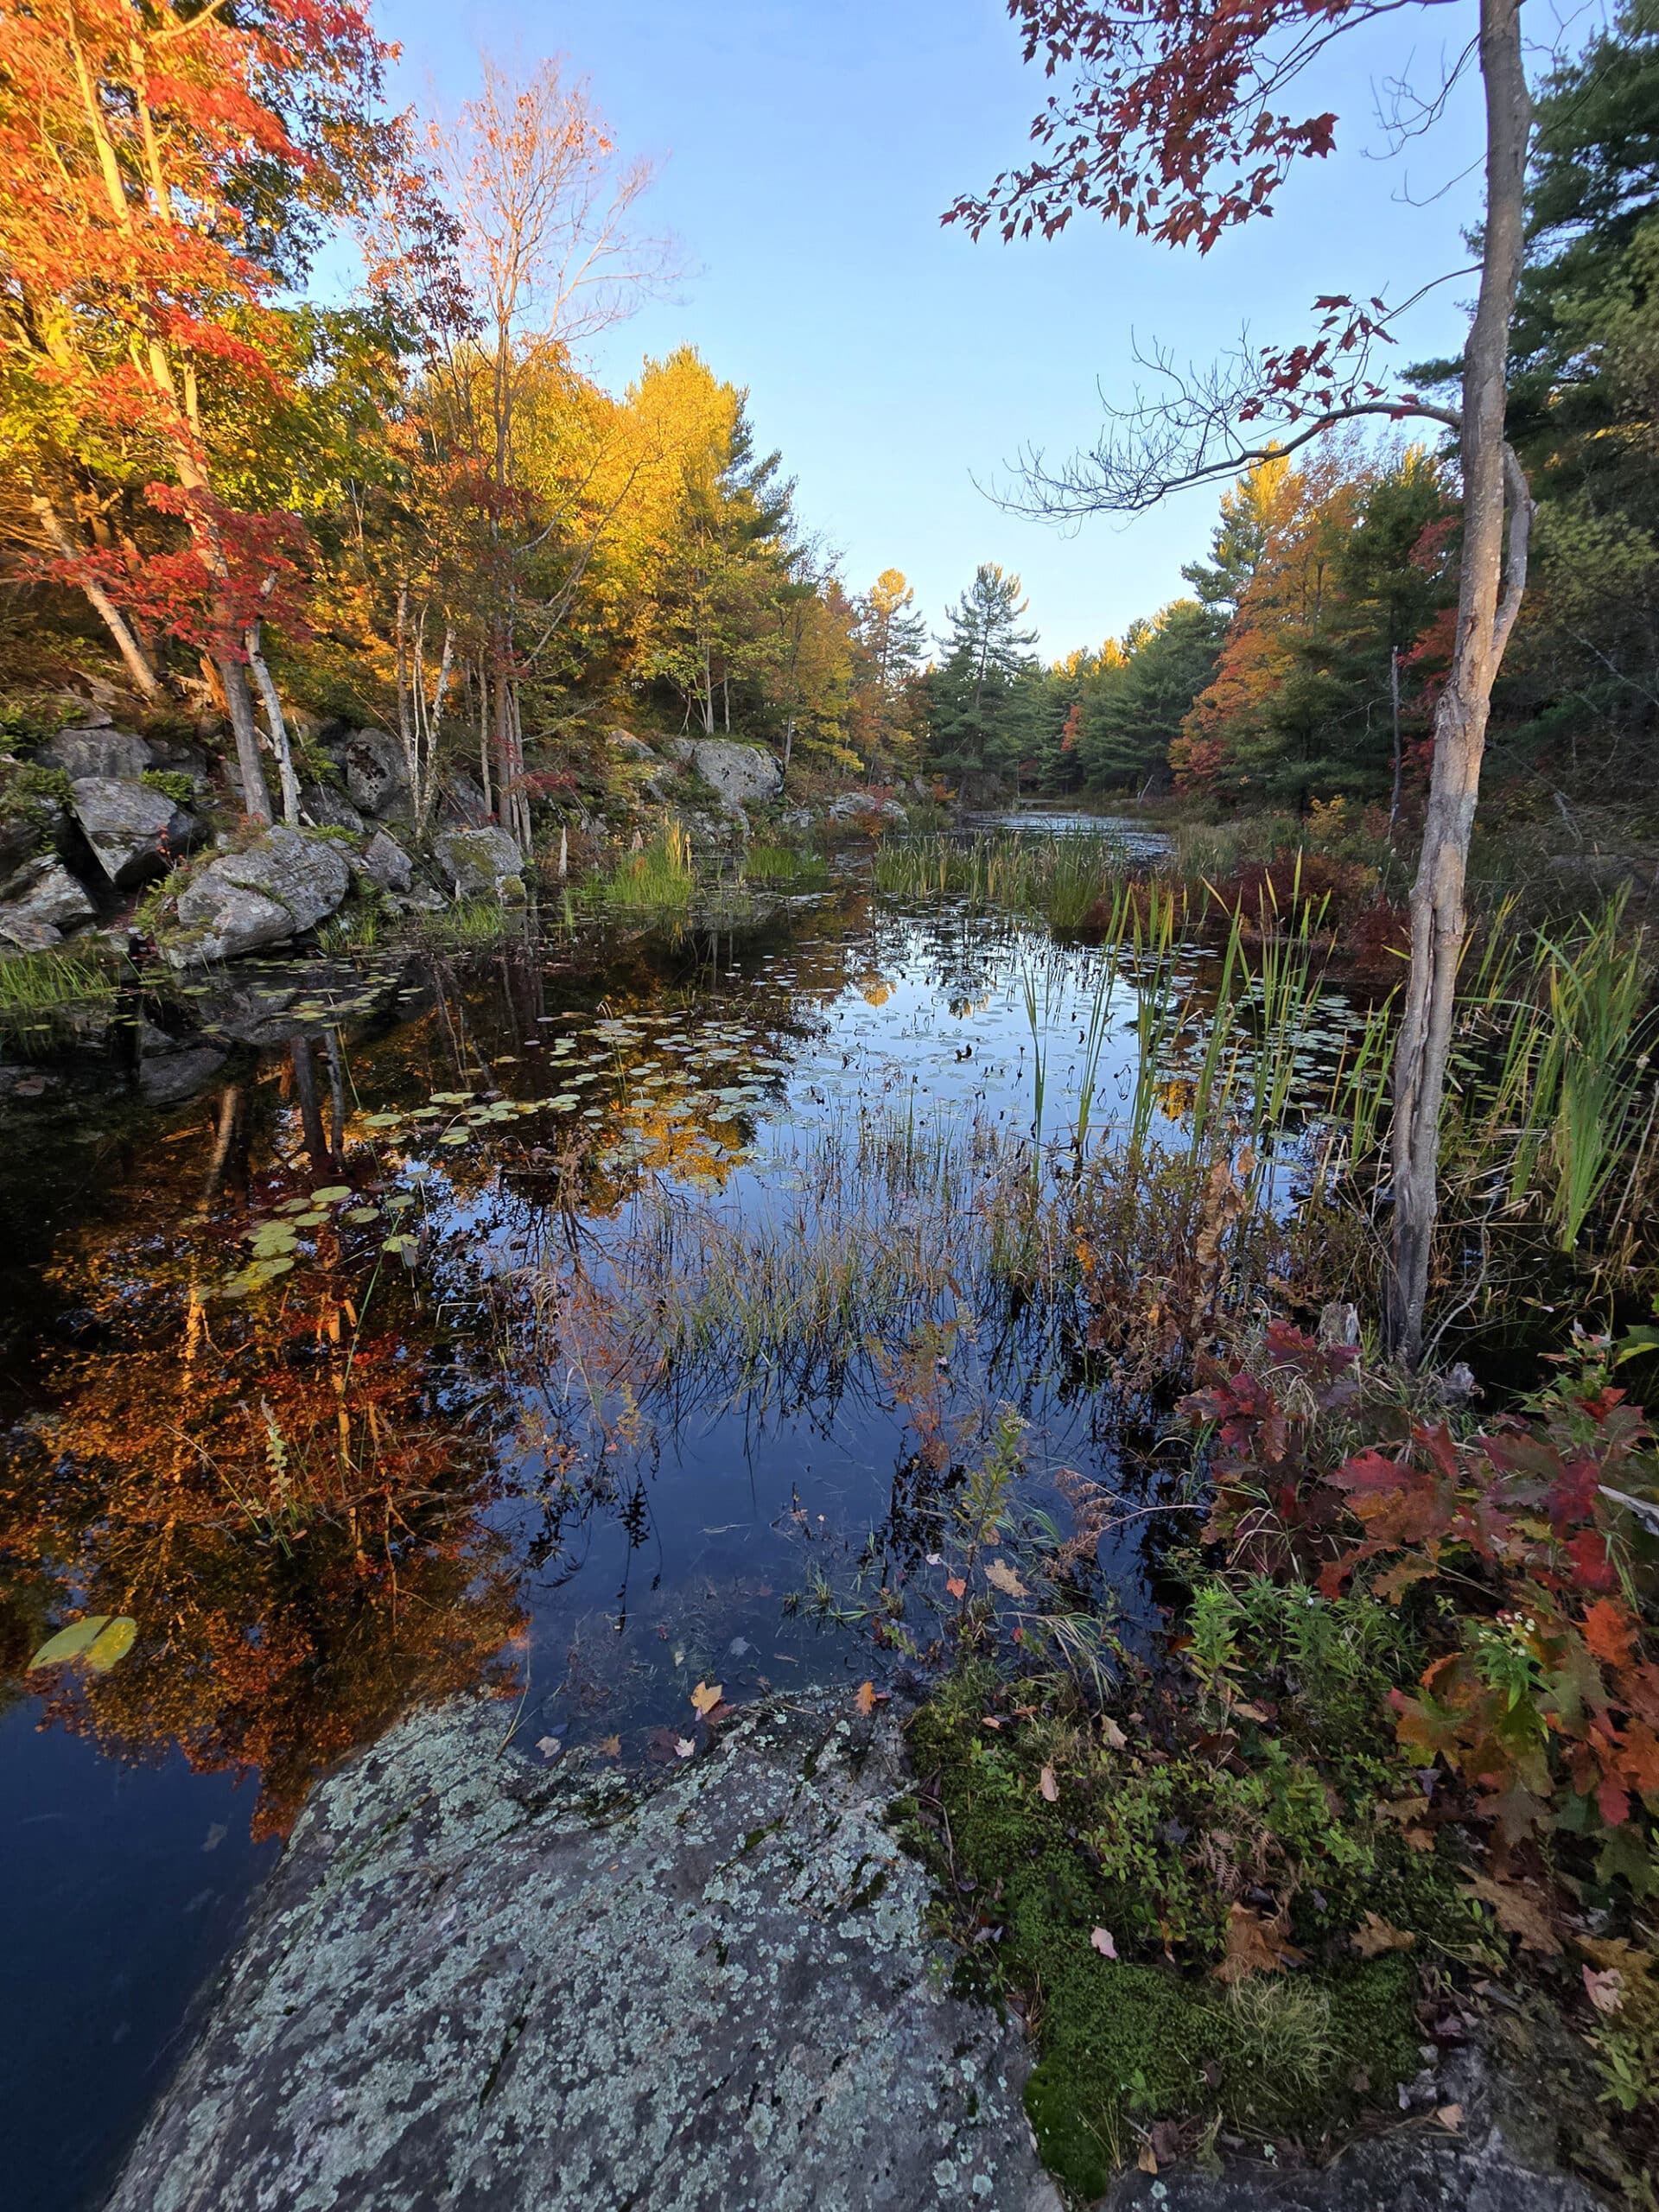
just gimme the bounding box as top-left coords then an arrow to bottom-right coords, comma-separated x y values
1384,0 -> 1534,1366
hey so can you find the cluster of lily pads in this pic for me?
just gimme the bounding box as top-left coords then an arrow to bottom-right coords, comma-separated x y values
218,1181 -> 426,1299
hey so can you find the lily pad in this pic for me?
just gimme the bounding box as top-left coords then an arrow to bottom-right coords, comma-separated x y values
29,1616 -> 111,1669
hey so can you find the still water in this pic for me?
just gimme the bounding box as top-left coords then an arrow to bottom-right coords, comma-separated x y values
2,836 -> 1362,2209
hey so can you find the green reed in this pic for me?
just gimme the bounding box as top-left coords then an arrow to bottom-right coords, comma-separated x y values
0,941 -> 118,1053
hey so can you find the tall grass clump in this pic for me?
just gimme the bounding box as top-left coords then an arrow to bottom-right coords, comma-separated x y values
874,830 -> 1135,925
594,823 -> 695,912
743,842 -> 829,887
0,941 -> 118,1054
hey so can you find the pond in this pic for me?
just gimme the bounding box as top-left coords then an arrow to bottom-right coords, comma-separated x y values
1,830 -> 1382,2212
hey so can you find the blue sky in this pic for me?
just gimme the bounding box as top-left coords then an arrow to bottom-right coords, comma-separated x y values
375,0 -> 1489,658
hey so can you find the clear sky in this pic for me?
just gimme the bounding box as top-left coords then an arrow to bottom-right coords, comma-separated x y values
375,0 -> 1489,658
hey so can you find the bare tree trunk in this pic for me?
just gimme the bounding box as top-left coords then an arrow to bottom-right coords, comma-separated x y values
222,655 -> 274,823
1388,644 -> 1403,838
30,491 -> 162,701
477,661 -> 494,818
246,620 -> 301,826
1384,0 -> 1533,1367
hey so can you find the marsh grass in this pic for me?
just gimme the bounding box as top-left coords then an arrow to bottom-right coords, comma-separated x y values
0,941 -> 118,1054
593,823 -> 695,912
742,842 -> 830,888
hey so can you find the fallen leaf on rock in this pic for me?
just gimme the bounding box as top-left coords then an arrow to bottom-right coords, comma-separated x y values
675,1736 -> 696,1759
945,1575 -> 968,1600
1216,1903 -> 1301,1983
1462,1872 -> 1561,1955
984,1558 -> 1029,1599
1090,1926 -> 1118,1958
1137,2143 -> 1157,2174
535,1735 -> 562,1759
1100,1714 -> 1128,1751
690,1681 -> 723,1718
1435,2105 -> 1463,2132
1583,1965 -> 1625,2015
854,1681 -> 878,1716
1352,1911 -> 1416,1957
1039,1765 -> 1059,1802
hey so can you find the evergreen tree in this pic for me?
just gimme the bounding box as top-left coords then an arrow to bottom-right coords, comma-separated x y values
1078,604 -> 1219,790
925,563 -> 1039,779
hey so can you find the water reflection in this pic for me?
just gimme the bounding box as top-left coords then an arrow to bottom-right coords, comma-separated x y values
0,878 -> 1352,2212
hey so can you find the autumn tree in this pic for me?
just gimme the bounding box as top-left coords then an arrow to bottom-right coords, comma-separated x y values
0,0 -> 402,819
413,54 -> 670,843
851,569 -> 929,773
952,0 -> 1535,1364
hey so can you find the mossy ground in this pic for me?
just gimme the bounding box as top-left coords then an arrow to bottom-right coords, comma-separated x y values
893,1588 -> 1492,2201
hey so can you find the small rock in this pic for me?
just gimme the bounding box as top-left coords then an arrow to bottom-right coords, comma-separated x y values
360,830 -> 413,894
433,825 -> 524,898
70,777 -> 196,887
298,783 -> 365,835
40,726 -> 154,781
138,1042 -> 228,1105
0,855 -> 98,949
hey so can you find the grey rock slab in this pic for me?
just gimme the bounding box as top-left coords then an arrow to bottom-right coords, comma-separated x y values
299,783 -> 365,834
105,1694 -> 1058,2212
342,728 -> 412,820
434,825 -> 524,897
436,772 -> 491,829
41,725 -> 155,780
360,829 -> 412,894
667,737 -> 784,810
168,828 -> 350,964
138,1041 -> 229,1105
0,855 -> 97,949
71,777 -> 196,887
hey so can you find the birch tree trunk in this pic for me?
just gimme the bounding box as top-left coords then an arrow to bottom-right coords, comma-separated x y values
30,491 -> 162,701
1384,0 -> 1534,1365
246,620 -> 301,826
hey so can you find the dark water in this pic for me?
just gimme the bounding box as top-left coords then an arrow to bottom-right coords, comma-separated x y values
0,852 -> 1367,2210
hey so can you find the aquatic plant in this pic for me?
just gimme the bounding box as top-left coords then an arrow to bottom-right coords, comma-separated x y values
0,941 -> 118,1053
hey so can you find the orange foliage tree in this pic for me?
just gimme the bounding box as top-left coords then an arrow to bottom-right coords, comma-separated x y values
0,0 -> 401,815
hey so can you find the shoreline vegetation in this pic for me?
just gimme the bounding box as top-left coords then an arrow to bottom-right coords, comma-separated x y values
4,0 -> 1659,2205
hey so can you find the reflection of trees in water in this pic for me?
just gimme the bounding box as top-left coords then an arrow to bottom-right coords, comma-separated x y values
4,1122 -> 524,1840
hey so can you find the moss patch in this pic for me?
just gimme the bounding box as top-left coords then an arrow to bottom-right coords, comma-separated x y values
898,1614 -> 1478,2200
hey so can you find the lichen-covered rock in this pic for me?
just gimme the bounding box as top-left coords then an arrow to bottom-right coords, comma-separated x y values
0,855 -> 97,949
299,782 -> 365,834
360,829 -> 412,893
434,825 -> 523,897
105,1694 -> 1058,2212
71,776 -> 195,887
668,737 -> 784,810
167,827 -> 350,964
828,791 -> 907,826
341,728 -> 411,819
40,726 -> 154,780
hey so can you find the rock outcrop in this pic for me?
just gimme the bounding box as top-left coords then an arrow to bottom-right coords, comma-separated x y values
40,726 -> 154,781
669,737 -> 784,810
0,855 -> 98,950
105,1694 -> 1057,2212
167,827 -> 350,964
341,728 -> 412,820
71,777 -> 196,887
360,829 -> 413,894
434,825 -> 524,897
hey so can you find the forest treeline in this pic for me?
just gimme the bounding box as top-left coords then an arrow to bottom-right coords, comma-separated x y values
1,1 -> 1655,827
